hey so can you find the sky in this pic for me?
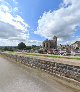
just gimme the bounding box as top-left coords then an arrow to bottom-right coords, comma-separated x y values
0,0 -> 80,46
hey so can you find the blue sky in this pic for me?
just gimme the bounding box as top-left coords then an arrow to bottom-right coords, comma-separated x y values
0,0 -> 80,46
18,0 -> 62,41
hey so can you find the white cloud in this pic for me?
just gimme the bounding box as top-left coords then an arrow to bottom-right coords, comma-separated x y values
65,36 -> 80,45
28,40 -> 42,46
0,0 -> 29,46
34,0 -> 80,43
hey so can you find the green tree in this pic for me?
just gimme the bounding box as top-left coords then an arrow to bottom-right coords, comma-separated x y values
26,46 -> 32,50
4,47 -> 8,51
17,42 -> 26,50
76,47 -> 79,50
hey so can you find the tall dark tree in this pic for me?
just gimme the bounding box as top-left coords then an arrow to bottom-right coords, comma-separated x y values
17,42 -> 26,50
76,47 -> 79,50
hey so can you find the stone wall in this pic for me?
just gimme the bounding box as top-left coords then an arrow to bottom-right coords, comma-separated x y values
1,53 -> 80,83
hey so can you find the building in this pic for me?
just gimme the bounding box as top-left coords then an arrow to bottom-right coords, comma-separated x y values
70,41 -> 80,56
59,44 -> 71,55
43,36 -> 57,50
71,41 -> 80,49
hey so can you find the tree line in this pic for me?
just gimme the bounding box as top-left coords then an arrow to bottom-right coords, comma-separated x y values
0,42 -> 41,51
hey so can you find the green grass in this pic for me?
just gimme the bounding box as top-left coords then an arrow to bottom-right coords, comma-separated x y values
47,55 -> 80,60
6,52 -> 80,60
25,53 -> 80,60
47,55 -> 64,58
67,57 -> 80,60
7,51 -> 17,55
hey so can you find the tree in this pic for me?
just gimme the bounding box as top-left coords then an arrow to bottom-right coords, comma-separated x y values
31,45 -> 37,50
4,47 -> 8,51
26,46 -> 32,50
76,47 -> 79,50
17,42 -> 26,50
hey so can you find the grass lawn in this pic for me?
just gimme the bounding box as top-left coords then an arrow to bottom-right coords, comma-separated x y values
25,53 -> 80,60
6,52 -> 80,60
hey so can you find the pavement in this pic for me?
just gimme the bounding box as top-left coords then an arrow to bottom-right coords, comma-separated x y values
0,56 -> 77,92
